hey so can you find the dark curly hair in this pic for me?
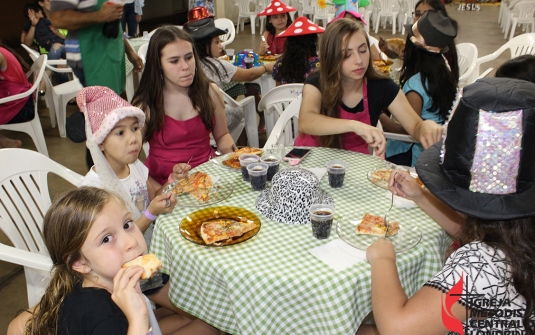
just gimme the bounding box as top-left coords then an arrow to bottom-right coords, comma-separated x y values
265,13 -> 292,35
273,34 -> 318,84
400,31 -> 458,121
459,216 -> 535,334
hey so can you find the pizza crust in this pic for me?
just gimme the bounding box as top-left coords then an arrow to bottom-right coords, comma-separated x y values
122,254 -> 162,279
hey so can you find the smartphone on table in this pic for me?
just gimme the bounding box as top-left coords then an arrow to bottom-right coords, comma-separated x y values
282,147 -> 312,165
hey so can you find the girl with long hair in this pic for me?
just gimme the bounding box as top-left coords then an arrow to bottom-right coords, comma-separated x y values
131,25 -> 235,185
379,0 -> 460,80
8,187 -> 218,335
297,18 -> 443,156
272,16 -> 323,85
358,77 -> 535,335
257,0 -> 296,56
183,11 -> 274,133
383,10 -> 458,166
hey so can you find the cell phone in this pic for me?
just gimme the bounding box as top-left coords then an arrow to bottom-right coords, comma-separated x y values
282,147 -> 312,163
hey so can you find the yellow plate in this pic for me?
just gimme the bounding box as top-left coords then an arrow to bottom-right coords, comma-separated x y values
180,206 -> 261,246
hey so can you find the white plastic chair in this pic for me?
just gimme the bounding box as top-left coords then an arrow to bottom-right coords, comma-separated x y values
0,54 -> 49,157
214,18 -> 236,47
21,44 -> 84,138
474,33 -> 535,78
373,120 -> 418,156
137,42 -> 149,63
398,0 -> 418,34
148,28 -> 159,38
234,0 -> 264,35
258,84 -> 304,138
374,0 -> 400,34
210,89 -> 258,148
504,0 -> 535,40
368,35 -> 389,60
264,94 -> 302,148
0,148 -> 83,306
456,43 -> 479,87
299,0 -> 316,19
313,4 -> 336,28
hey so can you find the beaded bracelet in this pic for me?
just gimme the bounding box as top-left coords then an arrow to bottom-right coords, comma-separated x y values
144,210 -> 157,221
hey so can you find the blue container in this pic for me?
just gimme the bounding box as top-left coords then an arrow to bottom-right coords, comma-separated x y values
234,51 -> 261,68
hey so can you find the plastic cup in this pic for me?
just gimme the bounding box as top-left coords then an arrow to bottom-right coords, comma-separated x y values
244,57 -> 254,69
143,31 -> 149,39
266,143 -> 284,157
261,154 -> 281,181
309,204 -> 335,239
326,159 -> 348,188
226,48 -> 235,61
247,163 -> 268,191
239,154 -> 260,181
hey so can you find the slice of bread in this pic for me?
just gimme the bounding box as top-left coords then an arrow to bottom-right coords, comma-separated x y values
122,254 -> 162,279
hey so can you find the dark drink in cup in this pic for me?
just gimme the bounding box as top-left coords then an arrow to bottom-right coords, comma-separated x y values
326,160 -> 348,188
247,163 -> 268,191
309,204 -> 335,239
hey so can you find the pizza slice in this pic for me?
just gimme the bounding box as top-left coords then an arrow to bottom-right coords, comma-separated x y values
199,217 -> 257,245
370,168 -> 391,188
222,147 -> 263,168
190,188 -> 211,202
172,172 -> 213,195
122,254 -> 162,279
356,213 -> 400,237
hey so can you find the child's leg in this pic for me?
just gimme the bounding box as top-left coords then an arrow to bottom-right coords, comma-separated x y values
48,43 -> 69,84
0,132 -> 22,149
148,282 -> 219,335
356,324 -> 380,335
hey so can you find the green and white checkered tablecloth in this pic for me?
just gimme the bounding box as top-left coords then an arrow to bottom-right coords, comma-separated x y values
151,147 -> 450,335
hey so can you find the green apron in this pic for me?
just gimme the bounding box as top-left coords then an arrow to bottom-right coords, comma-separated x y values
77,0 -> 125,94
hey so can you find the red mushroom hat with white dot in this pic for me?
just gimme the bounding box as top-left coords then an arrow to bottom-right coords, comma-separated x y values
257,0 -> 297,16
276,16 -> 325,38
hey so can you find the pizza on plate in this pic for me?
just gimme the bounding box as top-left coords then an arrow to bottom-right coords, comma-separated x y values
259,55 -> 278,62
172,172 -> 213,201
222,147 -> 263,169
199,216 -> 257,245
372,60 -> 393,74
356,213 -> 400,237
370,168 -> 391,188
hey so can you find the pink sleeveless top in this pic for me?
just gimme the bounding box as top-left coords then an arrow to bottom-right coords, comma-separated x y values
144,114 -> 215,184
267,33 -> 287,55
0,47 -> 32,124
294,79 -> 371,154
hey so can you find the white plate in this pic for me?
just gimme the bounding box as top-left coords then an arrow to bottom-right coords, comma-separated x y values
336,217 -> 422,253
209,152 -> 241,172
163,176 -> 233,208
367,165 -> 419,190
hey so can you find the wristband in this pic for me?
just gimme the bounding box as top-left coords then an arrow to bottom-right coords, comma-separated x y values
144,210 -> 157,221
168,173 -> 174,184
262,64 -> 267,72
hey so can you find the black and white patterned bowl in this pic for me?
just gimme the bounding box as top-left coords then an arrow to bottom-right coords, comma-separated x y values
255,168 -> 334,225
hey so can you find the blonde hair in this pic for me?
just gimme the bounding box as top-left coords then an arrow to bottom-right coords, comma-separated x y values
318,18 -> 385,148
25,187 -> 122,335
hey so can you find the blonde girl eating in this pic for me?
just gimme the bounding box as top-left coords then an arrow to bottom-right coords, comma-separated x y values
297,18 -> 443,156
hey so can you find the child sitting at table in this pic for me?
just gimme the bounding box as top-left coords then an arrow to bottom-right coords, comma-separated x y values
360,77 -> 535,335
7,187 -> 219,335
257,0 -> 296,56
131,26 -> 235,184
272,16 -> 323,86
383,10 -> 458,167
297,18 -> 443,156
183,7 -> 274,133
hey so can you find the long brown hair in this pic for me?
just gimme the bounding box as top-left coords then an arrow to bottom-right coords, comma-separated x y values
25,187 -> 119,335
459,216 -> 535,334
132,26 -> 215,143
317,19 -> 385,149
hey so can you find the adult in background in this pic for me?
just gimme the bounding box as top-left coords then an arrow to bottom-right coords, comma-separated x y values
122,0 -> 144,38
50,0 -> 144,167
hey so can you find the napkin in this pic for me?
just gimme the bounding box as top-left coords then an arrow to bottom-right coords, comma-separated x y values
385,190 -> 417,208
309,239 -> 367,272
303,167 -> 327,181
